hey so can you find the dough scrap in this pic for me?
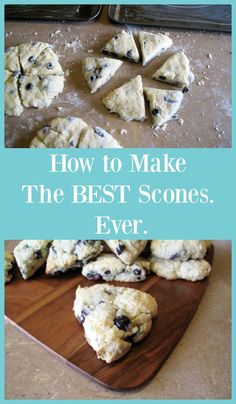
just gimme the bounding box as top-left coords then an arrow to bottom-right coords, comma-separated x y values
82,57 -> 123,94
153,51 -> 194,90
103,30 -> 140,63
103,75 -> 146,122
138,31 -> 172,66
144,87 -> 183,126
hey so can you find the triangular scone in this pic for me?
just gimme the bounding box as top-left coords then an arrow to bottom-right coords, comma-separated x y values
5,46 -> 21,73
73,284 -> 158,363
144,87 -> 183,126
138,31 -> 172,66
104,240 -> 148,265
153,51 -> 194,90
5,75 -> 24,116
78,126 -> 122,148
46,240 -> 103,275
14,240 -> 52,280
150,257 -> 211,282
5,252 -> 15,284
30,116 -> 88,148
82,57 -> 123,94
103,75 -> 146,122
82,253 -> 150,282
18,42 -> 48,73
103,30 -> 140,63
27,46 -> 63,75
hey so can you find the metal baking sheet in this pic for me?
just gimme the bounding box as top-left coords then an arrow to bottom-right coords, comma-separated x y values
5,5 -> 102,21
109,5 -> 231,32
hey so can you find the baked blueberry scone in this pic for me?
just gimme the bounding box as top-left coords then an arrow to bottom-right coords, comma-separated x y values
105,240 -> 148,265
46,240 -> 103,275
150,257 -> 211,281
73,284 -> 158,363
14,240 -> 52,280
151,240 -> 207,261
4,251 -> 15,284
82,253 -> 150,282
138,31 -> 172,66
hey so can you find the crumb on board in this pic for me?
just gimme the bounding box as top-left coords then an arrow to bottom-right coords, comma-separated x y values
177,118 -> 184,125
208,53 -> 213,60
120,129 -> 127,135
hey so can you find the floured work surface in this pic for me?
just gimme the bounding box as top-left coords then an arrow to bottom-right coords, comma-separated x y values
5,240 -> 213,390
5,7 -> 231,148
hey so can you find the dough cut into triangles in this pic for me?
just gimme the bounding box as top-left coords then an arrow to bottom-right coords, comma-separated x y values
103,30 -> 140,63
103,75 -> 146,122
18,42 -> 48,73
144,87 -> 183,126
138,31 -> 172,66
78,126 -> 122,148
82,57 -> 123,94
5,74 -> 24,116
73,284 -> 158,363
153,51 -> 194,90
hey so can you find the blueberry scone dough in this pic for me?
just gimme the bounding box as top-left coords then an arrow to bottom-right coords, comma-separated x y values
82,253 -> 150,282
105,240 -> 148,265
73,284 -> 158,363
78,126 -> 122,148
144,87 -> 183,126
138,31 -> 172,66
4,252 -> 15,284
46,240 -> 103,275
153,51 -> 194,91
150,257 -> 211,281
82,57 -> 123,94
151,240 -> 207,261
103,75 -> 146,122
30,116 -> 88,148
14,240 -> 52,280
103,30 -> 140,63
5,42 -> 64,116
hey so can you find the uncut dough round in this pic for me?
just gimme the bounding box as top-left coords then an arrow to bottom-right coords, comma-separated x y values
4,42 -> 64,116
73,284 -> 157,363
150,257 -> 211,281
151,240 -> 207,261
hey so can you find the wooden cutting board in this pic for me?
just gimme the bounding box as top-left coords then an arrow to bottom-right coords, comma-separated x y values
5,246 -> 213,391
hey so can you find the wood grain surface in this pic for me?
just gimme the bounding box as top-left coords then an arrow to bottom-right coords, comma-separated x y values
5,242 -> 213,390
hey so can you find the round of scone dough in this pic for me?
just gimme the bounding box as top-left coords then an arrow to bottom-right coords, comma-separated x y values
104,240 -> 148,265
150,257 -> 211,281
82,253 -> 150,282
73,284 -> 158,363
46,240 -> 103,275
151,240 -> 207,261
5,42 -> 64,116
4,251 -> 15,284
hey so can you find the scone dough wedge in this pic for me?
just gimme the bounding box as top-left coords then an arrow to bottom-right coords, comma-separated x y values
104,240 -> 148,265
150,257 -> 211,281
153,51 -> 194,90
78,126 -> 122,148
82,57 -> 123,94
5,251 -> 15,284
30,116 -> 88,148
103,75 -> 146,122
151,240 -> 207,261
144,87 -> 183,126
5,74 -> 24,116
82,253 -> 150,282
14,240 -> 52,280
46,240 -> 103,275
103,30 -> 140,63
138,31 -> 172,66
73,284 -> 158,363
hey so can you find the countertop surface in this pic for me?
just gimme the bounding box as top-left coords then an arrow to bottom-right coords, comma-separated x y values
5,240 -> 231,399
5,6 -> 231,148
